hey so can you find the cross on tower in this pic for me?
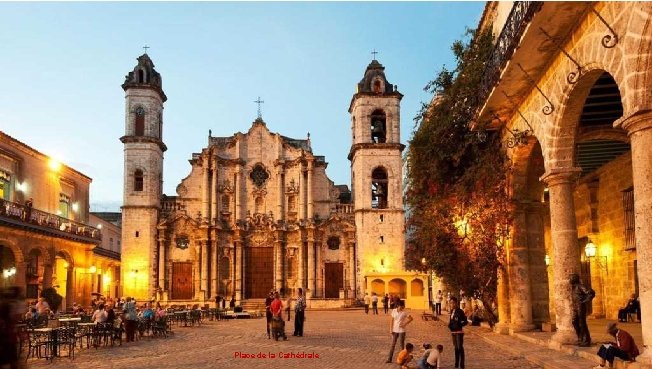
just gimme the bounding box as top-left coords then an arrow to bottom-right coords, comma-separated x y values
371,49 -> 379,59
143,45 -> 150,54
254,97 -> 264,119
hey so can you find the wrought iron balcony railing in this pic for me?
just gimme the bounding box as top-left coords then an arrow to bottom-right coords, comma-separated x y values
479,1 -> 543,109
0,199 -> 102,242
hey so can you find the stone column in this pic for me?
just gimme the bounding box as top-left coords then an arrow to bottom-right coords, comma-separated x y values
316,240 -> 323,297
508,206 -> 535,333
541,168 -> 582,346
42,264 -> 53,289
235,239 -> 242,302
616,110 -> 652,364
235,168 -> 242,221
299,165 -> 306,220
211,165 -> 218,224
211,239 -> 218,303
307,160 -> 314,219
202,162 -> 209,221
201,240 -> 208,299
495,267 -> 511,334
275,240 -> 283,292
349,241 -> 356,297
14,261 -> 26,292
297,239 -> 305,290
278,168 -> 285,219
158,238 -> 166,291
307,239 -> 315,296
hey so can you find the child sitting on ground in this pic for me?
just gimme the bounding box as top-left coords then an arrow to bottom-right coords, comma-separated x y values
396,343 -> 414,369
416,343 -> 432,369
425,344 -> 444,369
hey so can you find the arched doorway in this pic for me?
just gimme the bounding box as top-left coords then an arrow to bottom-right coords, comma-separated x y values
388,278 -> 407,299
0,245 -> 16,288
54,251 -> 74,311
371,278 -> 385,296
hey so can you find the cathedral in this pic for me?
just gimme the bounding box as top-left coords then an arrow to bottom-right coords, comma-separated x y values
119,54 -> 428,309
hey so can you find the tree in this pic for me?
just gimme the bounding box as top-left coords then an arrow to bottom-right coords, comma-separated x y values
406,28 -> 512,326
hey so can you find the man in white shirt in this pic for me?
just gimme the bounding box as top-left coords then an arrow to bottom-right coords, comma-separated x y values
364,293 -> 371,314
386,300 -> 413,363
426,344 -> 444,368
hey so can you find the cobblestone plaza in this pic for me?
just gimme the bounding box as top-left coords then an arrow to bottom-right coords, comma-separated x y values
28,310 -> 546,369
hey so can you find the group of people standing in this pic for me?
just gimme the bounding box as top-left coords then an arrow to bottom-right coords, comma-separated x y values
386,296 -> 468,369
364,292 -> 403,315
264,288 -> 306,341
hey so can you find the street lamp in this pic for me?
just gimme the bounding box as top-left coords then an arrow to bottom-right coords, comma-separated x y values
584,239 -> 608,274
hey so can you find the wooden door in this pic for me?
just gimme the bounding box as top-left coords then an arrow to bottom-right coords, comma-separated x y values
245,247 -> 274,299
172,262 -> 193,300
325,263 -> 343,298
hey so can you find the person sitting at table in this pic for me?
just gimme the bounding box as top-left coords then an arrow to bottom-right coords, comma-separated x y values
155,302 -> 166,320
92,303 -> 108,323
618,294 -> 640,322
35,298 -> 49,316
106,304 -> 116,324
142,302 -> 155,320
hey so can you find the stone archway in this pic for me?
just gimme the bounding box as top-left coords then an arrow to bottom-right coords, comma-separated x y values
388,278 -> 407,299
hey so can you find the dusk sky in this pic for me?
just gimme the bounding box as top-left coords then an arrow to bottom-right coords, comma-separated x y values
0,2 -> 485,212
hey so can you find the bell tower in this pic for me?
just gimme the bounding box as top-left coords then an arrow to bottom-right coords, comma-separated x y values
120,53 -> 167,301
348,58 -> 405,297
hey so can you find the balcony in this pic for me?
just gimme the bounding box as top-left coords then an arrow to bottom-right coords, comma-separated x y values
476,1 -> 591,125
161,195 -> 185,217
0,199 -> 102,244
333,204 -> 354,215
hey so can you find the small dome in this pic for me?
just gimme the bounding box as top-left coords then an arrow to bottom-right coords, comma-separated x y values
122,53 -> 167,101
357,59 -> 396,94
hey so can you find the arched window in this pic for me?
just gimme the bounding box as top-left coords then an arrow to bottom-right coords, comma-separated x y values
371,167 -> 388,209
411,279 -> 424,296
138,69 -> 145,83
135,107 -> 145,136
221,194 -> 230,212
373,80 -> 382,94
255,196 -> 263,214
134,170 -> 144,192
370,109 -> 386,143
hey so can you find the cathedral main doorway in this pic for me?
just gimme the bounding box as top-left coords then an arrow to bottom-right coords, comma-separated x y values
325,262 -> 343,298
171,262 -> 193,300
245,247 -> 274,298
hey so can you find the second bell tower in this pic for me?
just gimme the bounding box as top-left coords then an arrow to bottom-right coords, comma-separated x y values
120,53 -> 167,301
349,58 -> 405,297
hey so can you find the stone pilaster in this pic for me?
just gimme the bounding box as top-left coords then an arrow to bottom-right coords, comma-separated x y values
157,238 -> 166,291
495,267 -> 511,334
200,240 -> 208,298
541,168 -> 582,346
508,206 -> 535,333
201,163 -> 209,221
235,239 -> 242,302
298,239 -> 305,290
275,239 -> 283,292
299,166 -> 306,220
349,241 -> 356,296
615,110 -> 652,364
210,164 -> 218,223
210,239 -> 218,303
307,239 -> 315,296
307,160 -> 314,219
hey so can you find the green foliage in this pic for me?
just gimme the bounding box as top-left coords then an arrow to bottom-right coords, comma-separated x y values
406,27 -> 512,325
41,287 -> 63,312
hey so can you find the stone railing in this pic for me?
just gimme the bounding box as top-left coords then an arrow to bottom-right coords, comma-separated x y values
0,199 -> 102,241
161,196 -> 185,215
479,1 -> 543,108
333,204 -> 354,214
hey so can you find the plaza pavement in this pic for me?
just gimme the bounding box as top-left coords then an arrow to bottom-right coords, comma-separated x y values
25,309 -> 595,369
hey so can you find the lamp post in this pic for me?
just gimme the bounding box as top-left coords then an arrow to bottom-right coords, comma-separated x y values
422,257 -> 432,312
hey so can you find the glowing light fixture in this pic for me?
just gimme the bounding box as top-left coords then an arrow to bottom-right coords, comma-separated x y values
584,240 -> 597,258
544,254 -> 551,266
89,265 -> 97,274
71,202 -> 79,212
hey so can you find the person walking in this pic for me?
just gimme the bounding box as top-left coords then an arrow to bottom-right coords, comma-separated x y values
383,294 -> 389,314
123,297 -> 138,342
386,300 -> 413,363
435,290 -> 443,316
448,297 -> 468,369
293,288 -> 306,337
372,292 -> 379,315
364,293 -> 370,314
265,290 -> 274,339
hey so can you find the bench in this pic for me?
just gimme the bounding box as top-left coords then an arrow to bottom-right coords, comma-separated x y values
421,312 -> 437,321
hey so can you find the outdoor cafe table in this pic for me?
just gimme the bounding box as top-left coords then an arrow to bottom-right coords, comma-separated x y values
32,327 -> 57,358
173,311 -> 190,326
58,317 -> 81,327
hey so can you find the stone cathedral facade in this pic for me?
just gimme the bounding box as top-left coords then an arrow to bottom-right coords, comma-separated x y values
120,54 -> 427,309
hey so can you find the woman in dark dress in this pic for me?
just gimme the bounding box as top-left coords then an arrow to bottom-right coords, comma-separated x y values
448,297 -> 468,369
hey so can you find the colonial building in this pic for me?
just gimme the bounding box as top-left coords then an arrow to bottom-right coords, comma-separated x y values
120,54 -> 427,309
0,131 -> 110,309
474,1 -> 652,363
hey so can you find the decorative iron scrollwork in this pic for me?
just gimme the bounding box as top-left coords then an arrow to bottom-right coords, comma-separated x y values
502,90 -> 535,133
478,2 -> 544,108
589,5 -> 619,49
539,27 -> 583,84
517,63 -> 554,115
492,111 -> 530,148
